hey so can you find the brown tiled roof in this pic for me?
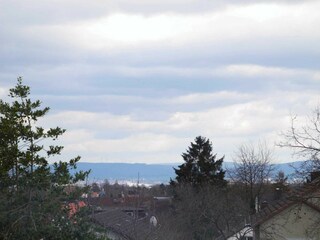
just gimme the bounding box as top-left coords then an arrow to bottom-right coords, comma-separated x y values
252,178 -> 320,226
251,199 -> 295,226
216,178 -> 320,240
91,208 -> 158,240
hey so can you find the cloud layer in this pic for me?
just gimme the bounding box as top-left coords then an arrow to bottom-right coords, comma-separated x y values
1,0 -> 319,164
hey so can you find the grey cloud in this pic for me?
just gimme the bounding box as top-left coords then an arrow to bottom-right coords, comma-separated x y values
0,0 -> 315,27
2,0 -> 320,81
1,0 -> 319,164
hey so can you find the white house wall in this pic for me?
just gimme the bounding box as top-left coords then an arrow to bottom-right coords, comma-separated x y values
259,203 -> 320,240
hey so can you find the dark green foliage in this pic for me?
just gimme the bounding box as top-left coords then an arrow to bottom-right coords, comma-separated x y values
168,137 -> 228,238
0,77 -> 105,239
171,136 -> 226,187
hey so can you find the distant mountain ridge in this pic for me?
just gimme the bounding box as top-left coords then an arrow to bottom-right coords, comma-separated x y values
73,161 -> 303,185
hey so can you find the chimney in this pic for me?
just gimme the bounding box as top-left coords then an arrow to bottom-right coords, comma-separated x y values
255,196 -> 260,212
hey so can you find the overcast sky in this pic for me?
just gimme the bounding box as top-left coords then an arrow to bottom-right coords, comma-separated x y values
1,0 -> 320,164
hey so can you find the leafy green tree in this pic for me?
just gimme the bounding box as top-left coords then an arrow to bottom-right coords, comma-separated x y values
171,136 -> 226,187
0,77 -> 104,239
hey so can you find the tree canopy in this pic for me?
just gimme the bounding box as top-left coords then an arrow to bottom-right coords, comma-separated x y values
0,77 -> 101,239
171,136 -> 226,187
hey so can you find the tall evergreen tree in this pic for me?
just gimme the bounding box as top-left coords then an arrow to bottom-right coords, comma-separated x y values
171,136 -> 226,187
0,77 -> 104,239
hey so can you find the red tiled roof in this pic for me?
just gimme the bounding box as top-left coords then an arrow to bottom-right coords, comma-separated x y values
68,201 -> 87,217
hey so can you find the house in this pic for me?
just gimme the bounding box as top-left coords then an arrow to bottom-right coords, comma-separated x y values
91,207 -> 158,240
67,200 -> 87,217
151,196 -> 173,214
91,191 -> 100,198
251,178 -> 320,240
217,225 -> 253,240
219,177 -> 320,240
229,227 -> 253,240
